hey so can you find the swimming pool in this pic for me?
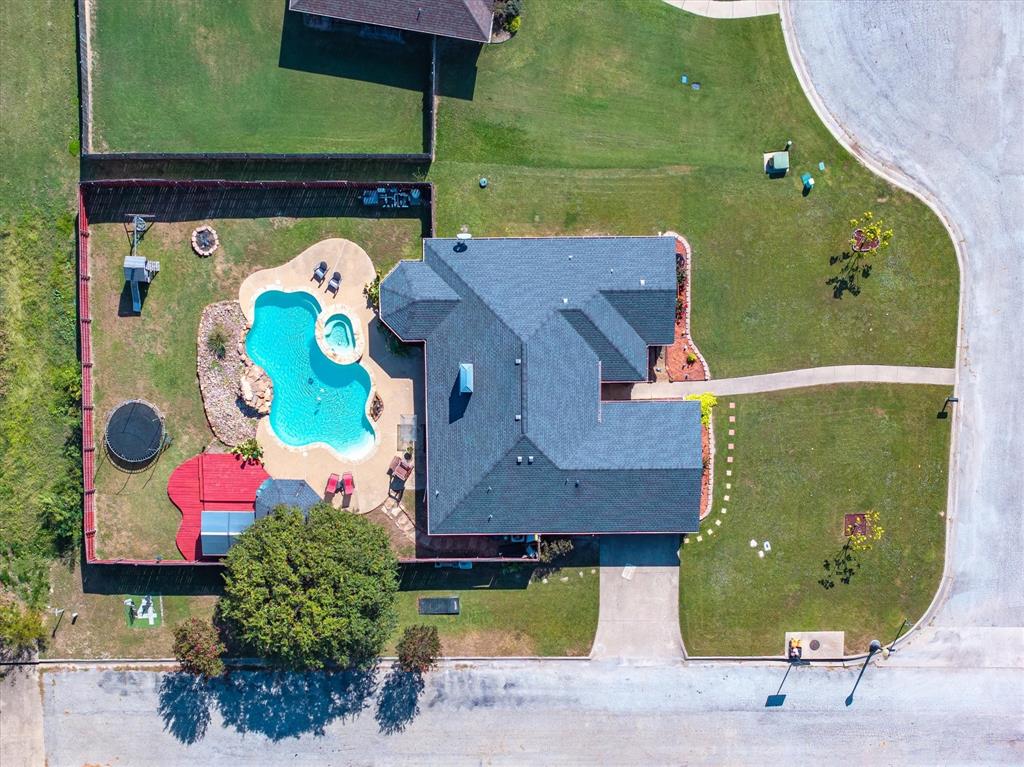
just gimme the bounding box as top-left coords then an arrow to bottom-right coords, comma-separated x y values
246,290 -> 375,459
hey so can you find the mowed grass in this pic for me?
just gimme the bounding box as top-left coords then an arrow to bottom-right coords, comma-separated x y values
390,564 -> 598,657
88,217 -> 420,560
90,1 -> 428,153
679,385 -> 950,655
0,0 -> 81,607
429,0 -> 958,375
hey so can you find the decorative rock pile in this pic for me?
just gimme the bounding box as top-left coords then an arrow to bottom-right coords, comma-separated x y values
197,301 -> 261,445
239,358 -> 273,416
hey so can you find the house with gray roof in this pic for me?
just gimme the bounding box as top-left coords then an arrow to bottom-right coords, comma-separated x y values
381,236 -> 703,536
289,0 -> 493,43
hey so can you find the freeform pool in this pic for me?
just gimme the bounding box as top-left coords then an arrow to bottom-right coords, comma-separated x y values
246,290 -> 375,459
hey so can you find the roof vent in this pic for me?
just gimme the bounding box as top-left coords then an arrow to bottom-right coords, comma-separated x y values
528,456 -> 534,464
515,358 -> 521,365
639,278 -> 646,286
516,456 -> 523,464
514,414 -> 521,421
562,297 -> 568,304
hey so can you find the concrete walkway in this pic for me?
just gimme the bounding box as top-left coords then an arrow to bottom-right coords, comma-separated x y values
633,364 -> 955,398
590,535 -> 684,662
664,0 -> 779,19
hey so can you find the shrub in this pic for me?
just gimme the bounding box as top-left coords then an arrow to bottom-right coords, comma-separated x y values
539,537 -> 574,564
206,325 -> 229,360
396,625 -> 441,673
686,353 -> 697,364
231,438 -> 263,465
0,598 -> 45,657
219,504 -> 398,669
508,15 -> 521,34
173,617 -> 226,678
364,269 -> 382,312
684,392 -> 718,426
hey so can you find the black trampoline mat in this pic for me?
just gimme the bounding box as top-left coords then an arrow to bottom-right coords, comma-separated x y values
106,401 -> 163,463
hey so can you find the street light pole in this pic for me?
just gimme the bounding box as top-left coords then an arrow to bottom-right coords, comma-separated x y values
845,639 -> 882,706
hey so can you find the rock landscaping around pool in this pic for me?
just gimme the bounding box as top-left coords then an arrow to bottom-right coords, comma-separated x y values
197,300 -> 260,445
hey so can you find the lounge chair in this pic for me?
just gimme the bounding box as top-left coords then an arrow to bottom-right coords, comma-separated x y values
325,472 -> 340,500
312,261 -> 328,284
342,472 -> 355,495
326,272 -> 341,295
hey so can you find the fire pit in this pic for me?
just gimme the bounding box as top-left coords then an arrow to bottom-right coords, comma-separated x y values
191,225 -> 220,256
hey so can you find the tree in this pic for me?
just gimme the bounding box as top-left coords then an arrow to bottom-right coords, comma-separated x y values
172,617 -> 226,677
0,598 -> 45,657
219,504 -> 399,669
395,625 -> 441,673
363,269 -> 382,313
848,211 -> 893,255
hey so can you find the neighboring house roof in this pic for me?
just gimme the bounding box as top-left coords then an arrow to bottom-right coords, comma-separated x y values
289,0 -> 493,43
381,237 -> 703,535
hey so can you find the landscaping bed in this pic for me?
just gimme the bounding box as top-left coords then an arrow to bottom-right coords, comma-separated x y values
197,301 -> 258,446
679,384 -> 950,655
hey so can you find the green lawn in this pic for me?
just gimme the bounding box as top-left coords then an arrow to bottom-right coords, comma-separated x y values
0,0 -> 81,609
88,217 -> 421,560
90,1 -> 428,153
391,563 -> 598,657
679,385 -> 950,656
428,0 -> 958,376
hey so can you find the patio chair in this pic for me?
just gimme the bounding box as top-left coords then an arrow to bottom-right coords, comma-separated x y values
326,272 -> 341,295
342,472 -> 355,496
312,261 -> 328,284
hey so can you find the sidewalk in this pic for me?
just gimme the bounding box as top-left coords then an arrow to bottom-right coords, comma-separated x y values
664,0 -> 779,19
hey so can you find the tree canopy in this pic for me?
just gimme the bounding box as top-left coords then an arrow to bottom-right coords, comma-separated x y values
219,503 -> 398,669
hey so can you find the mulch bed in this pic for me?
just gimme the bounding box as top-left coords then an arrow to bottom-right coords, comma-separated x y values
844,513 -> 870,537
666,321 -> 708,381
698,424 -> 712,520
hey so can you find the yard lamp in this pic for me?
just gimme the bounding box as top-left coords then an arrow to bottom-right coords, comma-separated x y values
938,395 -> 959,419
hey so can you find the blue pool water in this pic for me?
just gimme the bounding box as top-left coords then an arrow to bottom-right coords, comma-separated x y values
246,290 -> 375,458
324,312 -> 356,352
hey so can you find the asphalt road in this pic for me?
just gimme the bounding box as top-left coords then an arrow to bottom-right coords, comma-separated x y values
39,662 -> 1024,766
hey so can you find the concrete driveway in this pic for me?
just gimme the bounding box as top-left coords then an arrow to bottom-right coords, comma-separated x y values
786,0 -> 1024,664
590,535 -> 684,661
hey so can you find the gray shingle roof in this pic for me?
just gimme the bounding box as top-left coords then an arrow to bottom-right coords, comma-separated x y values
381,236 -> 702,534
289,0 -> 493,43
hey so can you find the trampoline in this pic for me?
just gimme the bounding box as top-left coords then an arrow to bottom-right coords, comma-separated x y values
105,400 -> 165,470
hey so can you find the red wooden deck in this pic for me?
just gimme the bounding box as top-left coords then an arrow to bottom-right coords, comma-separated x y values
168,454 -> 269,561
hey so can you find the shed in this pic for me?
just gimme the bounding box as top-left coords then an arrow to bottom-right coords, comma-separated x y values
200,510 -> 255,557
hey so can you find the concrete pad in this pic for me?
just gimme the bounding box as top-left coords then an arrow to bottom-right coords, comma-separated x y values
0,665 -> 44,767
785,631 -> 845,659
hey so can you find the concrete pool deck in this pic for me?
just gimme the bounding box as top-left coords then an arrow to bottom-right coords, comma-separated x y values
238,239 -> 421,515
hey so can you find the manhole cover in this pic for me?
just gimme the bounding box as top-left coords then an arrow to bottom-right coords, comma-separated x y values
810,639 -> 821,651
